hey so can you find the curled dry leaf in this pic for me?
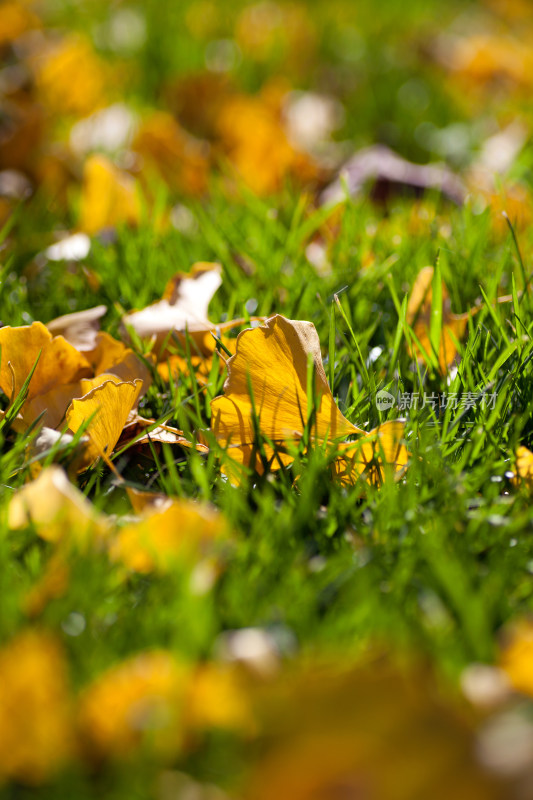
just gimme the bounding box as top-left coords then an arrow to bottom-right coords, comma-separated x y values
110,498 -> 229,573
320,145 -> 466,207
118,417 -> 209,454
122,261 -> 223,358
46,305 -> 107,351
66,378 -> 143,467
8,465 -> 109,545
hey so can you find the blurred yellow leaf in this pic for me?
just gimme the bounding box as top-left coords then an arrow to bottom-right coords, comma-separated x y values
513,446 -> 533,489
216,88 -> 318,195
500,620 -> 533,697
32,34 -> 108,118
110,498 -> 228,573
78,651 -> 189,761
79,154 -> 141,234
8,465 -> 109,545
186,663 -> 254,734
66,378 -> 143,466
133,111 -> 209,196
0,630 -> 74,785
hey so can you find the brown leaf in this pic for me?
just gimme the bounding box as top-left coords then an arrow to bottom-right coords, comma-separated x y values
320,145 -> 466,207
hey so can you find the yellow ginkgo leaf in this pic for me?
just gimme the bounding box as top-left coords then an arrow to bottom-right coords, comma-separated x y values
66,378 -> 143,466
406,266 -> 471,374
211,315 -> 361,477
8,465 -> 109,545
23,381 -> 88,430
79,154 -> 141,235
332,421 -> 408,486
3,328 -> 149,430
0,321 -> 92,405
110,498 -> 229,573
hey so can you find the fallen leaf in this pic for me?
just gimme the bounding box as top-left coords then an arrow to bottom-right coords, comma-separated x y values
500,620 -> 533,697
133,110 -> 209,196
0,321 -> 92,405
126,487 -> 174,514
333,420 -> 408,486
246,660 -> 503,800
211,315 -> 408,485
406,266 -> 471,373
8,465 -> 109,545
78,651 -> 189,761
110,498 -> 229,573
211,315 -> 362,478
513,446 -> 533,490
0,324 -> 149,430
0,630 -> 74,785
44,232 -> 91,263
79,154 -> 141,234
46,305 -> 107,351
122,261 -> 223,358
118,417 -> 209,454
66,379 -> 143,467
320,145 -> 466,207
85,332 -> 153,394
23,552 -> 70,617
215,87 -> 318,195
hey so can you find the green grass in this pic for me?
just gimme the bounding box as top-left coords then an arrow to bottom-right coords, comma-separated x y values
3,190 -> 533,794
2,0 -> 533,794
